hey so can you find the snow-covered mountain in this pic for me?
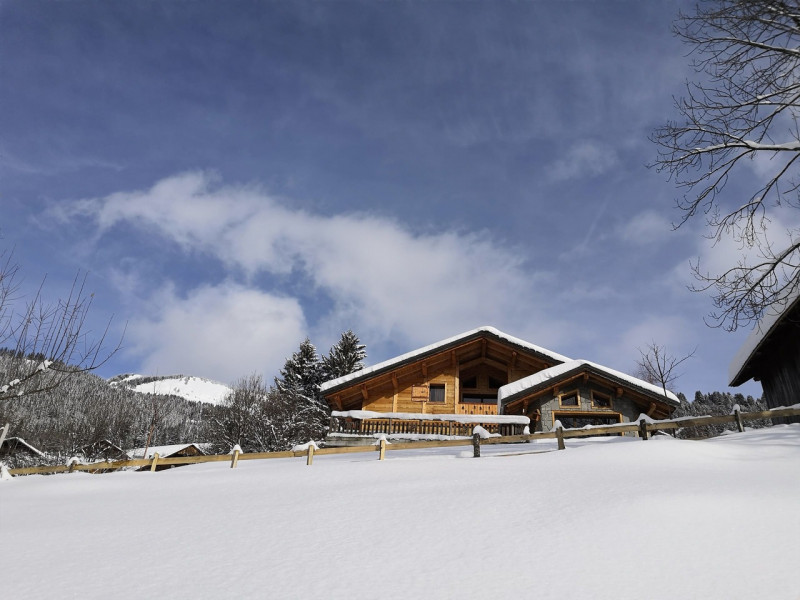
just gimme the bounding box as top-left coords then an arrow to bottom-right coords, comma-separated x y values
109,374 -> 231,406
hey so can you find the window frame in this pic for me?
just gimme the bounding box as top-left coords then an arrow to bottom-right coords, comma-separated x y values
590,390 -> 613,410
557,390 -> 581,409
428,383 -> 446,403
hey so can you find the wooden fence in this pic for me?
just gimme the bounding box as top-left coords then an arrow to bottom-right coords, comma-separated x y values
7,405 -> 800,477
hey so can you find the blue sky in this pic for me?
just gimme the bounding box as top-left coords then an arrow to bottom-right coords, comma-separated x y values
0,0 -> 764,397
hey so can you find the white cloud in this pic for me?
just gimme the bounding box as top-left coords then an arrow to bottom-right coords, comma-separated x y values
619,210 -> 675,245
66,171 -> 555,377
127,283 -> 306,385
548,141 -> 618,182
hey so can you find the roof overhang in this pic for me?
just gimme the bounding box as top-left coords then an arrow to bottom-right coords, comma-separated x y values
498,359 -> 680,409
729,288 -> 800,386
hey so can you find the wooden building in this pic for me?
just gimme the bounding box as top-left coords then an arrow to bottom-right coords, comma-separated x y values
79,439 -> 127,462
729,290 -> 800,413
321,327 -> 679,437
0,437 -> 47,468
125,443 -> 208,471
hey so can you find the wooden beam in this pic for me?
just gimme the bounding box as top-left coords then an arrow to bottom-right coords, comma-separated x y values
481,338 -> 487,359
334,395 -> 343,411
647,402 -> 657,417
583,373 -> 589,383
421,362 -> 428,378
361,385 -> 368,401
616,387 -> 623,398
450,350 -> 456,368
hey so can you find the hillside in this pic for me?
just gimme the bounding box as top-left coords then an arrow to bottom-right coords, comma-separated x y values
2,425 -> 799,599
109,374 -> 231,406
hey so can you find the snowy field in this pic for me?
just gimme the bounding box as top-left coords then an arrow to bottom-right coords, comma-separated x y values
2,426 -> 799,600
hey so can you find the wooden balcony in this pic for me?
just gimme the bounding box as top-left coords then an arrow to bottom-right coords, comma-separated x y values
456,403 -> 498,416
329,415 -> 523,438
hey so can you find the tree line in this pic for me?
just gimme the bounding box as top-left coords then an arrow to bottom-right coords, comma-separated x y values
0,331 -> 366,467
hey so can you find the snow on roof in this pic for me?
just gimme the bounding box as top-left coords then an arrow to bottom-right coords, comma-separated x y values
332,410 -> 529,425
1,437 -> 46,458
320,326 -> 570,392
729,287 -> 800,386
126,443 -> 206,459
497,359 -> 680,406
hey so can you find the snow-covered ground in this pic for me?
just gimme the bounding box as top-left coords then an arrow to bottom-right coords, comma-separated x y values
2,426 -> 799,599
117,375 -> 231,405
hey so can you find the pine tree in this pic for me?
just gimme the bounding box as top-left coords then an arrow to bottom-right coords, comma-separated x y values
274,338 -> 329,442
322,330 -> 366,381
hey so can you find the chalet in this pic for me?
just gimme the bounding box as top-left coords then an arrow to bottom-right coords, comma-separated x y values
126,443 -> 208,471
0,436 -> 47,468
321,327 -> 679,439
729,289 -> 800,413
79,439 -> 127,462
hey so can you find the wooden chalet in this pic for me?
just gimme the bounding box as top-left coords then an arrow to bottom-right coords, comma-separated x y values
79,439 -> 127,462
730,290 -> 800,415
126,443 -> 208,471
0,436 -> 47,468
321,327 -> 679,439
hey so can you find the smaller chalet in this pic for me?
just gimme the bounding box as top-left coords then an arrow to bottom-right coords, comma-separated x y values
321,327 -> 679,440
79,439 -> 127,462
729,289 -> 800,412
126,443 -> 208,471
0,437 -> 47,468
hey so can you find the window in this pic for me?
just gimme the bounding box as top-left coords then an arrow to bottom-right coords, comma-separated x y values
591,391 -> 612,409
429,384 -> 445,403
461,393 -> 496,404
559,391 -> 579,407
488,376 -> 505,390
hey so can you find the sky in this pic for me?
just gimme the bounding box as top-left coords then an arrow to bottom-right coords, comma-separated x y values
0,0 -> 768,397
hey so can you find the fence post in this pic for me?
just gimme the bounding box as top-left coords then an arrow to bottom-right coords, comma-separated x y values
150,452 -> 160,472
230,448 -> 241,469
734,407 -> 745,433
306,444 -> 314,466
379,438 -> 386,461
556,426 -> 565,450
472,432 -> 481,457
639,419 -> 649,441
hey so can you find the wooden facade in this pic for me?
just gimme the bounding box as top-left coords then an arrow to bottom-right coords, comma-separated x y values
730,292 -> 800,416
322,329 -> 562,417
500,363 -> 676,433
321,328 -> 678,437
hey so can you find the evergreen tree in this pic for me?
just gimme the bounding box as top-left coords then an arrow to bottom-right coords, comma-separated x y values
275,338 -> 323,401
273,338 -> 329,442
322,330 -> 366,381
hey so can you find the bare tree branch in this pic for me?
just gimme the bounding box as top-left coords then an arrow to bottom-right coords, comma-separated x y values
0,249 -> 122,403
652,0 -> 800,330
635,342 -> 696,396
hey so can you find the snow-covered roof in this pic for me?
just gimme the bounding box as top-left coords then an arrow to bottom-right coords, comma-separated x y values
0,436 -> 46,458
321,326 -> 570,393
126,443 -> 208,459
729,287 -> 800,386
497,359 -> 680,406
332,410 -> 530,425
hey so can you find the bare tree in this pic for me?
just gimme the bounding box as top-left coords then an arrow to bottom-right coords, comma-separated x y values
652,0 -> 800,330
0,249 -> 121,403
635,342 -> 696,396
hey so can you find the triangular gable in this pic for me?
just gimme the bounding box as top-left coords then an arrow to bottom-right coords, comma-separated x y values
321,326 -> 570,396
498,359 -> 680,408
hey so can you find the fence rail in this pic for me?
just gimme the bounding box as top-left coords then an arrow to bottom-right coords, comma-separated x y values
7,405 -> 800,477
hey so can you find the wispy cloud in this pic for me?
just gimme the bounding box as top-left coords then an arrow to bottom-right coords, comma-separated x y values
548,141 -> 618,182
59,171 -> 555,379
